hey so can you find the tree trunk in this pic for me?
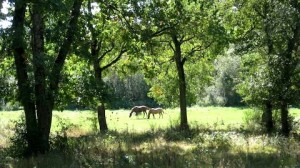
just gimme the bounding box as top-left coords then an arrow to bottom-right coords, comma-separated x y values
263,100 -> 273,133
280,101 -> 290,136
87,0 -> 108,132
49,0 -> 83,110
93,61 -> 109,132
32,2 -> 51,153
172,35 -> 189,130
98,103 -> 108,132
12,1 -> 41,155
12,0 -> 83,155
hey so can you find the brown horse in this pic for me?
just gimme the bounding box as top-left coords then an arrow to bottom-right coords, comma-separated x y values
129,106 -> 149,118
148,108 -> 164,119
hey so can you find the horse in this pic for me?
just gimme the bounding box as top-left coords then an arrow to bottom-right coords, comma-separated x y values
129,106 -> 149,118
148,108 -> 164,119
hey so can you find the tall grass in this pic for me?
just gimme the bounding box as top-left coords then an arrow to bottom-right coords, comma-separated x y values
0,107 -> 300,167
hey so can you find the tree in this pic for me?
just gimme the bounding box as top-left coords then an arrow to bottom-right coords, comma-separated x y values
232,0 -> 300,135
146,57 -> 213,108
106,72 -> 158,109
73,0 -> 136,132
201,49 -> 243,107
119,0 -> 227,129
237,52 -> 275,132
11,0 -> 82,154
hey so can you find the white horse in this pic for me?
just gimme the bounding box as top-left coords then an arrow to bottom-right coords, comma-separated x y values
148,108 -> 164,119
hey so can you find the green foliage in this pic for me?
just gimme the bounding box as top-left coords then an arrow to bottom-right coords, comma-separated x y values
236,53 -> 270,107
243,108 -> 264,131
243,108 -> 297,133
232,0 -> 300,108
6,116 -> 27,157
86,112 -> 98,132
115,0 -> 228,109
6,114 -> 80,157
0,57 -> 18,110
50,115 -> 78,152
201,50 -> 243,106
105,72 -> 158,109
146,58 -> 214,107
58,56 -> 158,109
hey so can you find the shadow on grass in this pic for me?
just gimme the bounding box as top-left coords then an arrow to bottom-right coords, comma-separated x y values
2,141 -> 299,168
1,124 -> 300,168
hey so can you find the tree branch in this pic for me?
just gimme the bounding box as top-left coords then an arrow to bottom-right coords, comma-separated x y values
49,0 -> 83,107
182,57 -> 187,64
183,41 -> 214,60
181,36 -> 195,44
101,48 -> 127,71
169,42 -> 175,52
149,24 -> 177,39
98,43 -> 115,62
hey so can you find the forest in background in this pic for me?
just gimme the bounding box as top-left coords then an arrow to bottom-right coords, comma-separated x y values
0,53 -> 245,110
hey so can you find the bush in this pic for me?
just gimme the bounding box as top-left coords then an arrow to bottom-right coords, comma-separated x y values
6,116 -> 28,157
0,101 -> 21,111
243,109 -> 263,131
50,116 -> 78,152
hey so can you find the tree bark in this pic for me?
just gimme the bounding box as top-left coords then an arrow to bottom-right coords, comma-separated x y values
263,100 -> 273,133
32,2 -> 50,153
98,103 -> 108,132
88,0 -> 109,132
172,35 -> 189,130
280,101 -> 289,136
46,0 -> 83,142
93,59 -> 109,132
278,0 -> 300,137
49,0 -> 83,111
12,0 -> 83,155
12,1 -> 41,155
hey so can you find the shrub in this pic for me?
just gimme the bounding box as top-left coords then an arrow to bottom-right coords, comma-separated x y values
243,109 -> 263,132
6,116 -> 27,157
50,116 -> 78,152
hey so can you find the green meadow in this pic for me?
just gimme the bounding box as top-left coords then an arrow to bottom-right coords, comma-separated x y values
1,107 -> 300,167
1,107 -> 255,137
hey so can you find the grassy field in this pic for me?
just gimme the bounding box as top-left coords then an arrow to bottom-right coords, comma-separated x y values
0,107 -> 300,167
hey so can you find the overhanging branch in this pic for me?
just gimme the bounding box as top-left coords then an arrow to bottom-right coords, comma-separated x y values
101,47 -> 127,71
98,43 -> 115,62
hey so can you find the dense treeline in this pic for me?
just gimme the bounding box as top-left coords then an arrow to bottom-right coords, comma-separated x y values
0,0 -> 300,155
0,55 -> 243,110
104,73 -> 158,109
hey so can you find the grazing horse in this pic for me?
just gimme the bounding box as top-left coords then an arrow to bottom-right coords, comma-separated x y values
148,108 -> 164,119
129,106 -> 149,118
